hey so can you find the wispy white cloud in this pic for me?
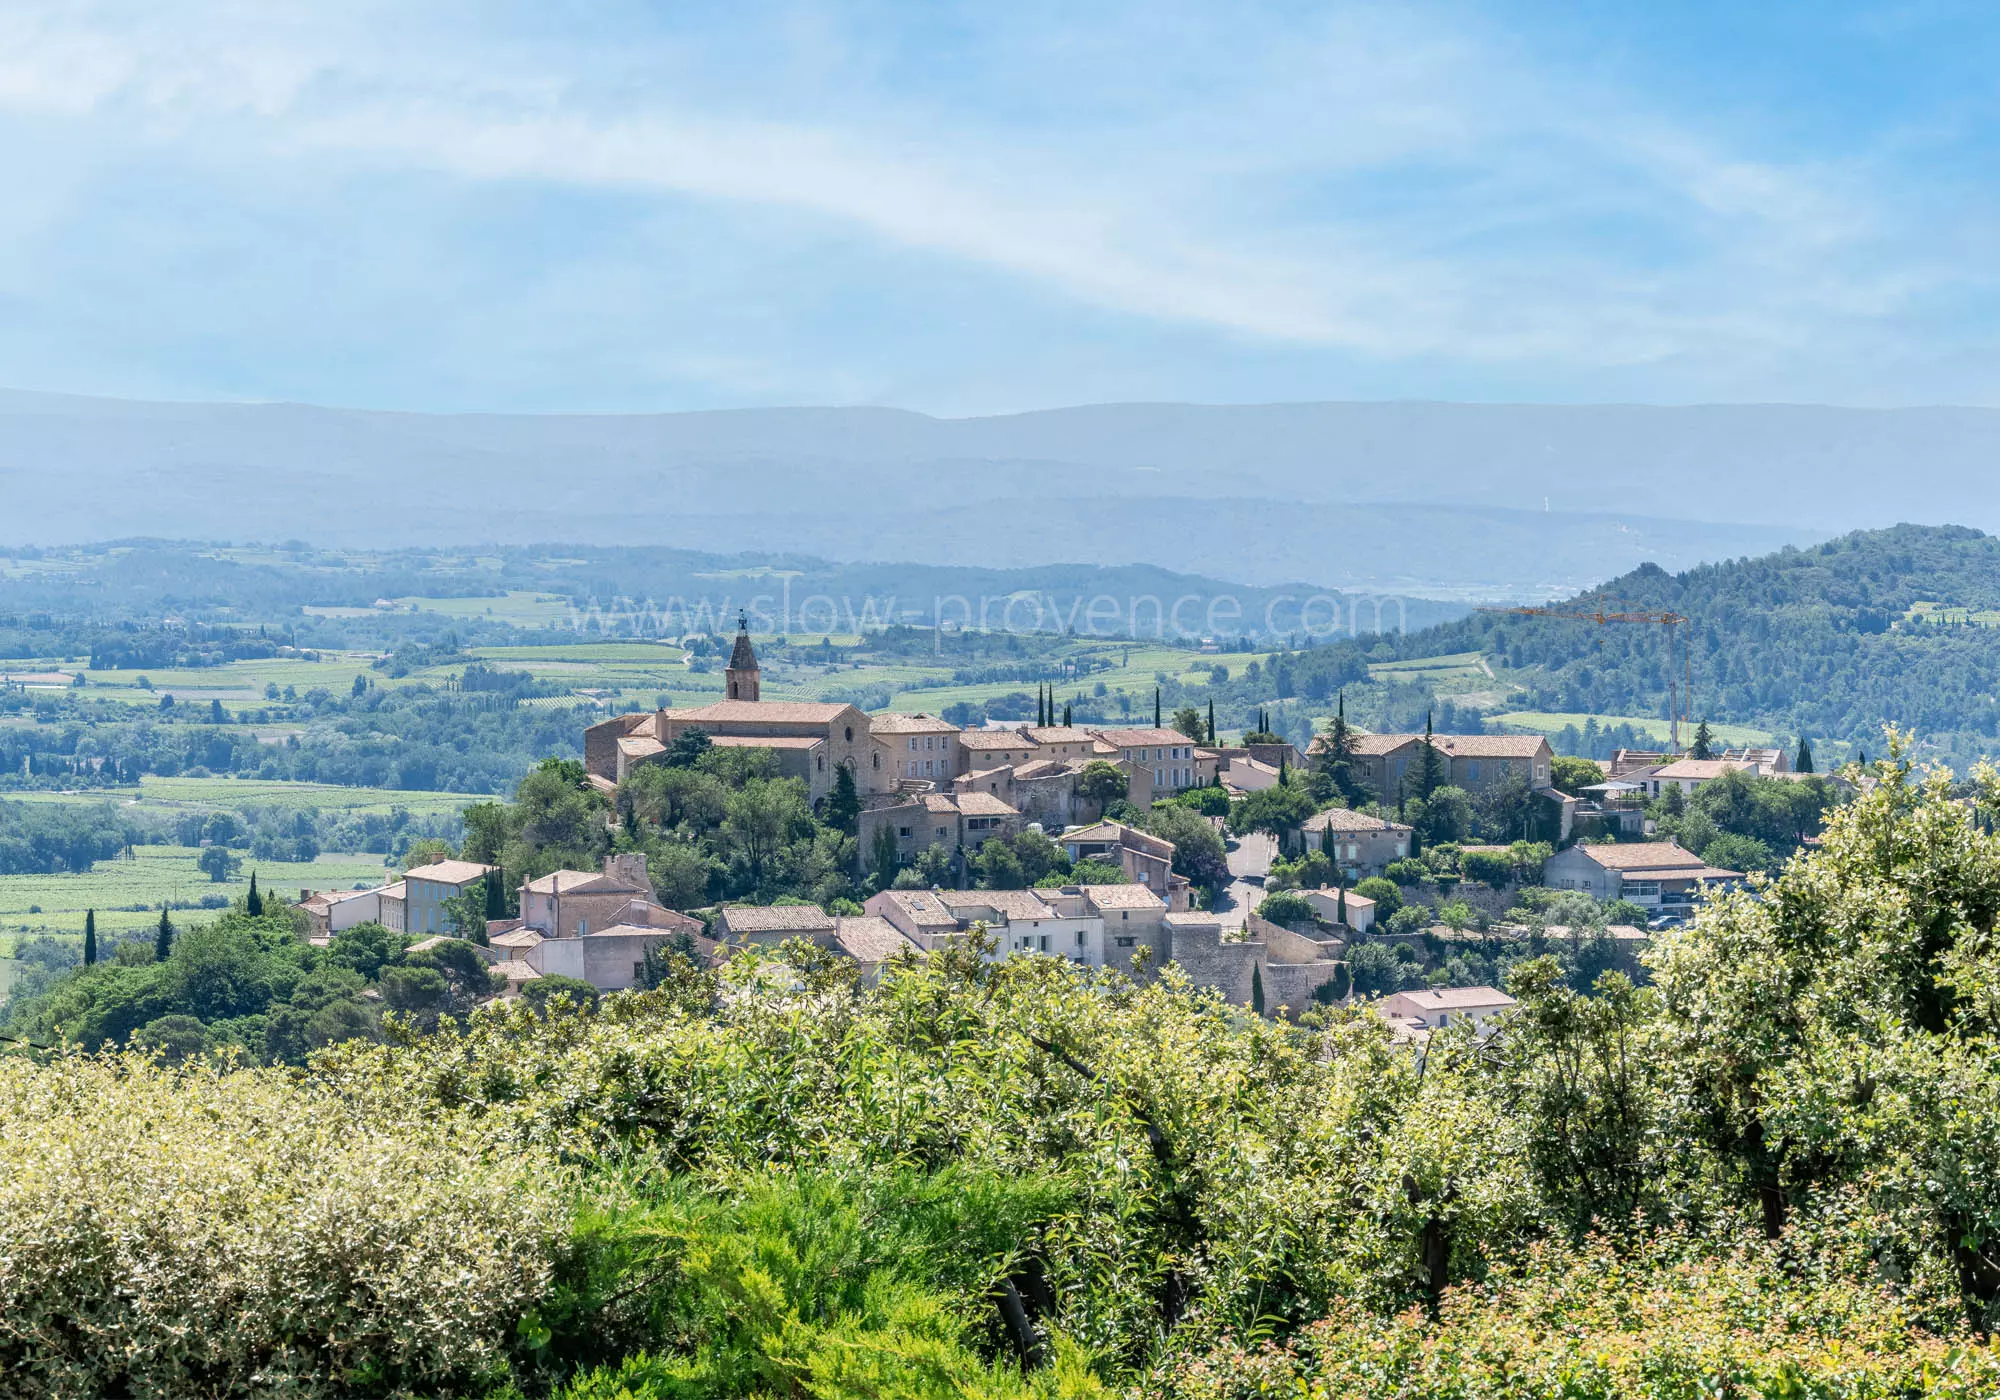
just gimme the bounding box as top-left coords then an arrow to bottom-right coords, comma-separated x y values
0,0 -> 1990,407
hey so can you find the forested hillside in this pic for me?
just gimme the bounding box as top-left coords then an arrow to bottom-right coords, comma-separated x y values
1258,523 -> 2000,763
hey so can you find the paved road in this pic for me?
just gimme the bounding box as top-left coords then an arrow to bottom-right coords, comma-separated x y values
1213,830 -> 1275,931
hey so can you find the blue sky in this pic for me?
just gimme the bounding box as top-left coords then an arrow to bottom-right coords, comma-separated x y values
0,0 -> 1995,414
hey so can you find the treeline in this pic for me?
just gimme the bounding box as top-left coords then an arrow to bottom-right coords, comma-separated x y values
0,799 -> 138,874
0,683 -> 590,794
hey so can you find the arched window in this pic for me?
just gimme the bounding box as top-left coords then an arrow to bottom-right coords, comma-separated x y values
845,726 -> 854,742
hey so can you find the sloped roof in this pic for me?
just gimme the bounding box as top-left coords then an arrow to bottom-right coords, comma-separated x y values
956,791 -> 1020,817
959,729 -> 1038,751
1302,807 -> 1411,834
937,888 -> 1057,921
1093,727 -> 1191,747
728,628 -> 759,671
832,915 -> 912,964
403,860 -> 495,886
1433,734 -> 1550,758
664,699 -> 855,725
1079,883 -> 1164,911
874,889 -> 957,927
1571,841 -> 1707,871
1392,986 -> 1518,1011
1652,758 -> 1756,781
1346,733 -> 1423,756
523,868 -> 648,895
870,712 -> 960,735
716,903 -> 836,934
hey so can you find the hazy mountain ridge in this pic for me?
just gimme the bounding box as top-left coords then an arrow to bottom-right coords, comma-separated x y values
11,388 -> 1986,593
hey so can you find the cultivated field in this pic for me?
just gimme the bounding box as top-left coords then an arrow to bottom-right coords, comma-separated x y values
0,846 -> 392,939
1492,711 -> 1775,747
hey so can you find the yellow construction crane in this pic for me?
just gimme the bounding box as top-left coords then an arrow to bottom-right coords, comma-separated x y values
1479,605 -> 1695,753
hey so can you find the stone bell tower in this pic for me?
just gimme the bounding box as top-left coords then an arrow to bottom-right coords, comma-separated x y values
724,611 -> 760,702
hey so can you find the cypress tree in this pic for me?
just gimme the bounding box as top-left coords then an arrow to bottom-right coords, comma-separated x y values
83,909 -> 97,967
1063,701 -> 1073,726
1320,821 -> 1335,860
486,866 -> 506,920
1251,962 -> 1266,1017
246,871 -> 262,917
1207,698 -> 1216,743
1690,718 -> 1715,760
1155,688 -> 1162,728
154,907 -> 175,963
1416,710 -> 1446,798
1795,736 -> 1815,774
1337,882 -> 1348,925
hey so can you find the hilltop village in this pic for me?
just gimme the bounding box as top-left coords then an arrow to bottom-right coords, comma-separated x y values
295,618 -> 1832,1035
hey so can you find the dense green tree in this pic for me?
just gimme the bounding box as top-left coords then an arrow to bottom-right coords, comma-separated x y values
153,907 -> 174,963
197,845 -> 237,883
1689,719 -> 1715,760
1142,803 -> 1229,891
1076,760 -> 1129,811
246,870 -> 262,917
824,761 -> 861,835
1795,735 -> 1815,773
83,909 -> 96,967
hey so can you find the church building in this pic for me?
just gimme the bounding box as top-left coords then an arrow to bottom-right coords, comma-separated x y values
584,615 -> 889,803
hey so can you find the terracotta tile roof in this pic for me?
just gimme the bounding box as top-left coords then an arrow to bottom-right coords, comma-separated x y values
1025,726 -> 1091,744
1572,841 -> 1708,871
922,794 -> 962,814
956,791 -> 1020,817
490,928 -> 545,950
937,888 -> 1057,921
959,729 -> 1037,751
874,889 -> 956,926
617,735 -> 666,758
716,904 -> 836,934
1302,807 -> 1412,834
1390,986 -> 1518,1011
832,915 -> 912,964
403,860 -> 496,886
1346,733 -> 1423,756
664,699 -> 856,725
1093,727 -> 1193,747
1651,758 -> 1755,780
523,868 -> 648,895
1079,883 -> 1164,911
1433,734 -> 1550,758
870,712 -> 961,735
492,959 -> 542,983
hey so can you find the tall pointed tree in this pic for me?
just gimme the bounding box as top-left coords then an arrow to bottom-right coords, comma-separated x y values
83,909 -> 97,967
154,907 -> 175,964
1416,709 -> 1447,799
1207,698 -> 1217,743
1795,736 -> 1815,773
1690,719 -> 1716,760
246,870 -> 262,917
1063,701 -> 1073,727
1154,688 -> 1162,727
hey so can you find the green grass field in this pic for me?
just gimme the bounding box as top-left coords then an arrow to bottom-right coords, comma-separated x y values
1493,711 -> 1775,747
6,777 -> 483,818
1368,651 -> 1493,683
0,847 -> 392,939
393,591 -> 578,626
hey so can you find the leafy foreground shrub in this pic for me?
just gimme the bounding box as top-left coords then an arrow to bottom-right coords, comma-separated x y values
548,1170 -> 1109,1399
1150,1234 -> 2000,1400
0,1052 -> 568,1399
